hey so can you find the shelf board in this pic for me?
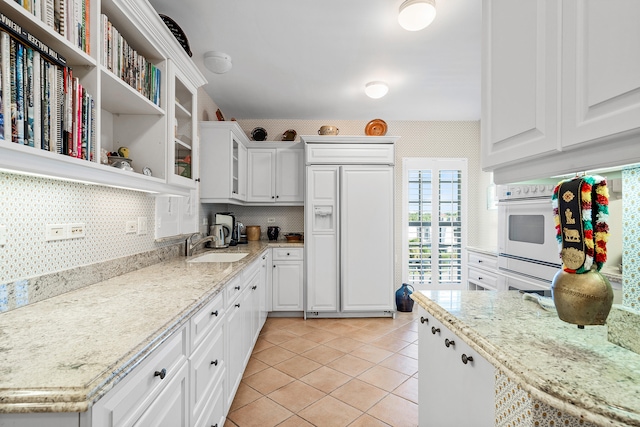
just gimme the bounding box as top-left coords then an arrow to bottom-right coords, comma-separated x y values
101,68 -> 165,115
175,138 -> 192,150
175,101 -> 191,119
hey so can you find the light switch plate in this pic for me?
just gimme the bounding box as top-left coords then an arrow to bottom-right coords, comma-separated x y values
137,217 -> 147,235
0,225 -> 6,246
69,223 -> 86,238
126,221 -> 137,234
46,224 -> 67,241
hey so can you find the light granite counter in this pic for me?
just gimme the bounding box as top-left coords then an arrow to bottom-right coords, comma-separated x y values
412,290 -> 640,427
0,241 -> 301,414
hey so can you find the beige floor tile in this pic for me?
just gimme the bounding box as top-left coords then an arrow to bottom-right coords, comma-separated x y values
223,418 -> 238,427
328,354 -> 375,377
349,344 -> 393,364
262,317 -> 302,331
366,393 -> 419,427
242,357 -> 269,378
242,367 -> 294,395
324,336 -> 364,353
278,337 -> 320,354
298,395 -> 363,427
321,322 -> 362,336
301,328 -> 339,344
252,346 -> 296,366
369,335 -> 410,352
397,342 -> 418,359
273,355 -> 322,379
357,365 -> 410,392
280,322 -> 320,336
227,396 -> 293,427
301,344 -> 345,364
261,330 -> 299,345
300,366 -> 351,393
252,338 -> 275,353
267,380 -> 326,412
228,382 -> 262,412
348,413 -> 392,427
342,328 -> 386,343
379,353 -> 419,376
385,329 -> 419,343
330,379 -> 388,412
276,415 -> 315,427
392,377 -> 418,404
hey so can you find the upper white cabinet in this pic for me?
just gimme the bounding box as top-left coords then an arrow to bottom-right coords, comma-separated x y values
0,0 -> 205,195
199,122 -> 248,203
246,144 -> 304,204
483,0 -> 640,184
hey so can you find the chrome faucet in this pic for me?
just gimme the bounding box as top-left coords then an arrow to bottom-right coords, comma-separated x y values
185,233 -> 215,257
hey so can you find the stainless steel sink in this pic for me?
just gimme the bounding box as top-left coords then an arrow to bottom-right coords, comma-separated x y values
188,252 -> 249,263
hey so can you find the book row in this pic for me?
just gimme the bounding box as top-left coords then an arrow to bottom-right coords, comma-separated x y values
0,29 -> 96,161
12,0 -> 90,54
101,14 -> 161,107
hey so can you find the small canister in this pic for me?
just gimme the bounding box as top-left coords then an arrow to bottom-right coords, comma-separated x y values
246,226 -> 261,241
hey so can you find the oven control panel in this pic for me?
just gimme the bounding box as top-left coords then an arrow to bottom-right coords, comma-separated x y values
497,184 -> 556,201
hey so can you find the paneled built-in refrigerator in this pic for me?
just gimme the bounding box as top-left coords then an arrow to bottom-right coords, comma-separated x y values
302,136 -> 398,317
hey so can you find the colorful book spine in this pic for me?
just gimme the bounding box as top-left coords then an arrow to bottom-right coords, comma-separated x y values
15,42 -> 24,145
25,46 -> 34,147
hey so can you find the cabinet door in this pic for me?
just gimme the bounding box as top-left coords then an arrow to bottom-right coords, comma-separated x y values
247,149 -> 276,202
133,362 -> 189,427
561,0 -> 640,149
341,166 -> 394,312
272,262 -> 304,311
190,326 -> 225,424
225,298 -> 244,410
232,141 -> 248,201
482,0 -> 561,169
276,148 -> 304,203
418,309 -> 495,426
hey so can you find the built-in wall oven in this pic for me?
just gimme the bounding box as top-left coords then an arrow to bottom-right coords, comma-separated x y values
497,184 -> 561,292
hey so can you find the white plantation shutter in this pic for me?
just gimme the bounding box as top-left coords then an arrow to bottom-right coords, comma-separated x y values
403,158 -> 467,290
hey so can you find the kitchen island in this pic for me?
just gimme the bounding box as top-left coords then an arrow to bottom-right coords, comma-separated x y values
0,241 -> 300,418
412,290 -> 640,427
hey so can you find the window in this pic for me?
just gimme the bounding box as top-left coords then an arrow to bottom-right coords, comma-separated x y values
403,158 -> 467,290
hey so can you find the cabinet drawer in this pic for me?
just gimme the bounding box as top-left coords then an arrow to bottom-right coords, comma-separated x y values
272,247 -> 303,261
468,267 -> 498,290
92,326 -> 188,427
468,252 -> 498,271
193,374 -> 225,427
225,275 -> 244,307
191,292 -> 224,350
305,143 -> 394,164
190,324 -> 225,423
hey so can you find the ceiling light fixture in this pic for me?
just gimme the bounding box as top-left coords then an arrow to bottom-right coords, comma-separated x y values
203,51 -> 232,74
365,81 -> 389,99
398,0 -> 437,31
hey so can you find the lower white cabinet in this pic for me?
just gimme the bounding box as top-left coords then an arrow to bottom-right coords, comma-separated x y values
272,248 -> 304,311
189,323 -> 225,426
132,362 -> 189,427
467,250 -> 503,291
418,308 -> 495,426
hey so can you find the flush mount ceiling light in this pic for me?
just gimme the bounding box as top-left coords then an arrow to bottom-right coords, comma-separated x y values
398,0 -> 437,31
365,81 -> 389,99
203,51 -> 232,74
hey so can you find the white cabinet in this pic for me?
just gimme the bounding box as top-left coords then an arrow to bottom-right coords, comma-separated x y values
466,250 -> 503,291
246,145 -> 304,204
132,362 -> 189,427
154,190 -> 198,239
418,308 -> 495,426
200,122 -> 248,204
482,0 -> 640,184
0,0 -> 205,195
272,248 -> 304,311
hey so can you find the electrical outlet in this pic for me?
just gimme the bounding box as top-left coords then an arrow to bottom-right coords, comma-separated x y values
267,218 -> 276,223
0,225 -> 6,246
126,221 -> 137,234
137,217 -> 147,235
46,224 -> 67,241
69,223 -> 86,238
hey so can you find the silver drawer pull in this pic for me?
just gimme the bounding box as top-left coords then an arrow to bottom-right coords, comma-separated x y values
461,354 -> 473,364
420,316 -> 428,324
431,327 -> 440,335
445,338 -> 455,348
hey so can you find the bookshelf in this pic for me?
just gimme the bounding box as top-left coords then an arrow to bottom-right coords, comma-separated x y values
0,0 -> 206,195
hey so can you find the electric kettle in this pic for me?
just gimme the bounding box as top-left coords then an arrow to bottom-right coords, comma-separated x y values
210,224 -> 229,248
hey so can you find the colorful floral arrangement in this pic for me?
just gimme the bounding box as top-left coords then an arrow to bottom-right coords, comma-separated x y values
552,175 -> 609,273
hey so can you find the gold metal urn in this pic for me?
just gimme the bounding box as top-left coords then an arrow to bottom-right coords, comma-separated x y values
551,269 -> 614,328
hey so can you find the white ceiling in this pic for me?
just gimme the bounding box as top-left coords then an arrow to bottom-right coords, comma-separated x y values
147,0 -> 482,121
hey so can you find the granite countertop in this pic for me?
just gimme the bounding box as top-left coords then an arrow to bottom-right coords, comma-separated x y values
412,291 -> 640,427
0,241 -> 301,414
466,246 -> 498,257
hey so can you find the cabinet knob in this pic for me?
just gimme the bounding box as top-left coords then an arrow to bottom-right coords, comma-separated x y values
252,285 -> 257,290
431,327 -> 440,335
272,196 -> 275,199
211,310 -> 219,317
478,259 -> 482,263
195,178 -> 201,182
287,252 -> 290,256
420,316 -> 428,324
211,359 -> 218,366
461,354 -> 474,364
273,265 -> 276,268
235,303 -> 241,308
478,277 -> 483,280
276,195 -> 279,199
445,338 -> 455,348
235,285 -> 241,290
154,368 -> 167,380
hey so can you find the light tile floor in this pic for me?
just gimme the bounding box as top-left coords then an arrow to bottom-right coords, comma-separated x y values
225,310 -> 419,427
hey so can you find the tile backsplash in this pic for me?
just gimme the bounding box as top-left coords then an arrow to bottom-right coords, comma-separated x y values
623,167 -> 640,309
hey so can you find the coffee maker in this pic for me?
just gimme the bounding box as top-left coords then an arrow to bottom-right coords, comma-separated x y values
214,212 -> 237,246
